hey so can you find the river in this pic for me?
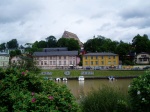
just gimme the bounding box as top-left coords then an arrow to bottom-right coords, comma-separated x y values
56,78 -> 133,99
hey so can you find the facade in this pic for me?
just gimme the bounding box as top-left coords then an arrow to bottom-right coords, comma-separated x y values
134,52 -> 150,64
10,56 -> 23,65
82,52 -> 119,69
0,53 -> 9,67
33,48 -> 79,69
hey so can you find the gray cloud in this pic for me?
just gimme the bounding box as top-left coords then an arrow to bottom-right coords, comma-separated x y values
0,0 -> 150,45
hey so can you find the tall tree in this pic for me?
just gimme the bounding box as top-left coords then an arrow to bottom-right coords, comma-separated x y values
57,38 -> 80,50
84,35 -> 118,53
38,40 -> 47,48
116,41 -> 130,62
0,43 -> 6,51
46,35 -> 57,47
7,39 -> 18,49
132,34 -> 149,54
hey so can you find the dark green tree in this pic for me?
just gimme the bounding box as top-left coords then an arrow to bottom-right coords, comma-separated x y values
84,36 -> 118,53
132,34 -> 149,54
116,41 -> 130,64
9,50 -> 21,57
38,40 -> 47,48
57,38 -> 80,50
0,43 -> 6,51
46,35 -> 57,47
7,39 -> 18,49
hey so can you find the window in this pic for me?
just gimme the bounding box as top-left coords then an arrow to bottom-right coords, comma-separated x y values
108,56 -> 111,59
41,61 -> 43,65
59,56 -> 61,59
44,61 -> 47,65
85,56 -> 88,59
96,56 -> 98,59
143,59 -> 148,61
44,57 -> 47,60
141,55 -> 146,57
53,61 -> 55,65
108,61 -> 111,64
64,61 -> 66,65
70,61 -> 72,65
102,56 -> 103,59
101,61 -> 104,65
114,61 -> 116,64
96,61 -> 98,65
50,61 -> 52,65
85,61 -> 88,65
113,56 -> 115,59
59,61 -> 61,65
91,56 -> 93,59
91,61 -> 93,65
64,56 -> 66,59
49,56 -> 52,60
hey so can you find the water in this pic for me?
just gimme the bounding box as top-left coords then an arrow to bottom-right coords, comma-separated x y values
56,78 -> 133,99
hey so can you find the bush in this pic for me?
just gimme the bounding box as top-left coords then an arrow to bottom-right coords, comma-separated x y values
128,71 -> 150,112
0,68 -> 79,112
80,86 -> 131,112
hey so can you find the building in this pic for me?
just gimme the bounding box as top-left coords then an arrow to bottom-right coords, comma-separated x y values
5,48 -> 25,54
134,52 -> 150,64
82,52 -> 119,69
62,31 -> 83,49
10,56 -> 23,65
33,48 -> 80,69
0,53 -> 10,68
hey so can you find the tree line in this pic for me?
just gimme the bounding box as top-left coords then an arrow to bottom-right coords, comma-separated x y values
0,34 -> 150,65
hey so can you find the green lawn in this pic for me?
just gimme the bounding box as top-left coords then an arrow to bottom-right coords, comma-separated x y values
40,69 -> 146,78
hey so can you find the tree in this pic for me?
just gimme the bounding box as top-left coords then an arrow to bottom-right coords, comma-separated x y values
115,41 -> 130,64
38,40 -> 47,48
57,38 -> 80,50
9,49 -> 21,57
7,39 -> 18,49
0,68 -> 79,112
132,34 -> 149,54
84,35 -> 118,53
129,72 -> 150,112
46,36 -> 57,47
0,43 -> 6,51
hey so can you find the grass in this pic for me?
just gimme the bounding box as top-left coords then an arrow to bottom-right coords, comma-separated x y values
80,85 -> 131,112
40,69 -> 145,78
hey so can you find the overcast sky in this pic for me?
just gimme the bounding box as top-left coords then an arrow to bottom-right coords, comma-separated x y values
0,0 -> 150,45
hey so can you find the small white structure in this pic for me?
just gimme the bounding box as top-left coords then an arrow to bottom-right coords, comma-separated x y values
62,77 -> 67,81
108,76 -> 115,81
56,78 -> 61,81
78,76 -> 84,81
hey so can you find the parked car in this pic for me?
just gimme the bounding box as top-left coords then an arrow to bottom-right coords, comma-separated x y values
143,66 -> 150,70
85,66 -> 92,70
131,67 -> 141,70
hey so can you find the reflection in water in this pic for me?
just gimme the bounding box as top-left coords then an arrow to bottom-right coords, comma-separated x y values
56,79 -> 133,99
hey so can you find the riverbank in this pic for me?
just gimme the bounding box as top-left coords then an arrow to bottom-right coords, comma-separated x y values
41,69 -> 145,79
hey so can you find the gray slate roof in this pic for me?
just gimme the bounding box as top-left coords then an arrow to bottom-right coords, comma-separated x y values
0,53 -> 9,56
33,51 -> 78,56
84,52 -> 118,56
43,47 -> 68,52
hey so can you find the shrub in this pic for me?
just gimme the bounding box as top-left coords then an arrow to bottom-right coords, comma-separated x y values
128,71 -> 150,112
0,68 -> 79,112
80,86 -> 131,112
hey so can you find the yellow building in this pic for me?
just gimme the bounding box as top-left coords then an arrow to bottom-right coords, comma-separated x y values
83,52 -> 119,69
